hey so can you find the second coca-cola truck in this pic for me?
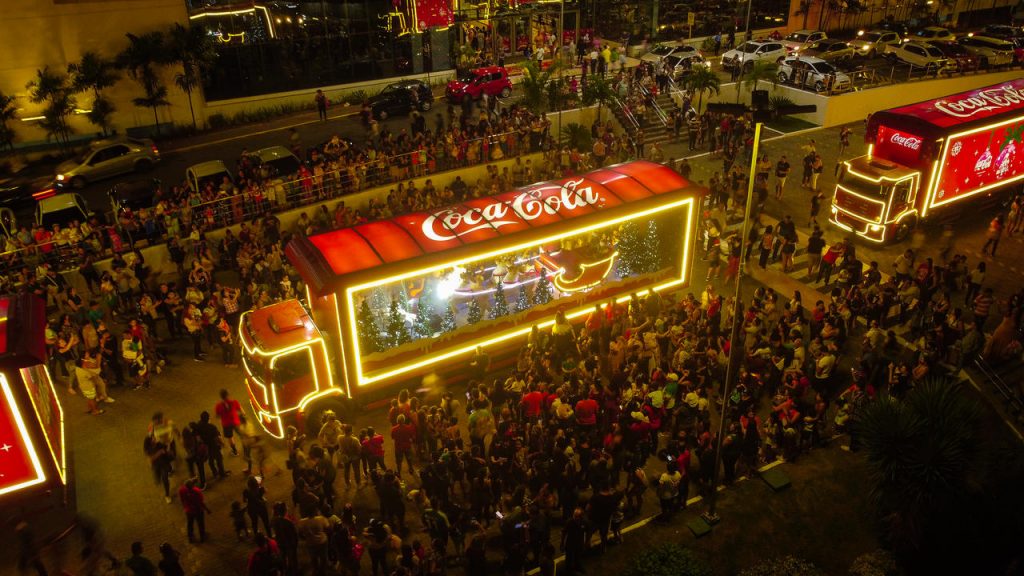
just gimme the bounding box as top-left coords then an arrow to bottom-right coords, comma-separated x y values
831,78 -> 1024,242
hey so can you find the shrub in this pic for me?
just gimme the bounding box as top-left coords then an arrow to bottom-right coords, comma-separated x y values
626,543 -> 711,576
342,90 -> 367,106
562,122 -> 592,151
738,556 -> 824,576
207,113 -> 228,130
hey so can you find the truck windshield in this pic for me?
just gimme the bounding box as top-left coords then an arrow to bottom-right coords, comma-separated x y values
838,169 -> 887,198
273,349 -> 313,386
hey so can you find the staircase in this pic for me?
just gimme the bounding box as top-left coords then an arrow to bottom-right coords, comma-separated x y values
609,85 -> 679,147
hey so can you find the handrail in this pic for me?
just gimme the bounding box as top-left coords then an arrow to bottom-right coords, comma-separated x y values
638,83 -> 669,127
974,355 -> 1024,414
610,94 -> 640,132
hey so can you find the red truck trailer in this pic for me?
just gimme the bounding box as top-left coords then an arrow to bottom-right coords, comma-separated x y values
831,78 -> 1024,242
238,161 -> 703,436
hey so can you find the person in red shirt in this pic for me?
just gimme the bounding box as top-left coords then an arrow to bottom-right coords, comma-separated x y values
521,385 -> 545,420
247,532 -> 281,574
391,414 -> 417,477
215,388 -> 242,456
363,427 -> 386,472
178,478 -> 211,543
575,393 -> 599,429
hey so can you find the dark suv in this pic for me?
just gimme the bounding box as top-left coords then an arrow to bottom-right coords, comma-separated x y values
368,80 -> 434,120
445,66 -> 513,103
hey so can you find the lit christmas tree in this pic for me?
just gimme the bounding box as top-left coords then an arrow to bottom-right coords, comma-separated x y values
441,304 -> 457,333
515,284 -> 531,313
617,220 -> 646,277
489,281 -> 509,319
643,220 -> 660,273
384,299 -> 411,348
467,299 -> 483,324
533,271 -> 553,305
356,299 -> 383,354
413,282 -> 436,338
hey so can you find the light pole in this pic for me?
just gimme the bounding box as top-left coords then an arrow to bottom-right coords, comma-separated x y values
702,121 -> 763,524
743,0 -> 753,45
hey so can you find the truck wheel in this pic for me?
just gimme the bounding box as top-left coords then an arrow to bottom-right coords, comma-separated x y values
894,217 -> 917,242
304,396 -> 352,436
778,71 -> 788,83
500,86 -> 512,98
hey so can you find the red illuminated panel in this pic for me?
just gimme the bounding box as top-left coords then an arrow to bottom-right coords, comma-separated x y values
414,0 -> 453,30
874,124 -> 927,169
0,374 -> 47,497
587,169 -> 654,203
20,365 -> 64,485
353,221 -> 425,264
886,79 -> 1024,129
461,196 -> 533,236
0,298 -> 8,355
308,229 -> 383,275
394,212 -> 463,253
932,119 -> 1024,207
609,161 -> 690,194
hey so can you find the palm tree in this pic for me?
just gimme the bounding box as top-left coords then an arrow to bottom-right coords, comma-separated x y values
581,74 -> 615,121
26,67 -> 76,148
854,380 -> 990,572
739,60 -> 778,103
118,31 -> 171,135
0,90 -> 17,153
68,51 -> 120,136
520,59 -> 556,112
684,66 -> 721,113
167,23 -> 217,130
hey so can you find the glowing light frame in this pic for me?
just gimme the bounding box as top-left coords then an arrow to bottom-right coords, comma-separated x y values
926,113 -> 1024,213
549,251 -> 620,293
20,366 -> 65,486
0,373 -> 47,497
189,6 -> 276,38
345,196 -> 696,387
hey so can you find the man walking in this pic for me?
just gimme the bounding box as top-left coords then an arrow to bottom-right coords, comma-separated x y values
178,478 -> 211,543
981,215 -> 1003,256
315,89 -> 328,121
215,389 -> 241,456
775,155 -> 790,199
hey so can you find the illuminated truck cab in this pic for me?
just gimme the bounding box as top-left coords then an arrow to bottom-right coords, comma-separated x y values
833,156 -> 922,243
239,300 -> 338,438
831,79 -> 1024,243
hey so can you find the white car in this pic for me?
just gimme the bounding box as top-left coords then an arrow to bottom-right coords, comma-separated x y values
904,26 -> 955,43
849,30 -> 903,58
36,193 -> 93,228
781,30 -> 828,53
958,35 -> 1016,67
641,43 -> 683,63
186,160 -> 235,193
886,41 -> 955,73
777,56 -> 852,92
721,41 -> 787,71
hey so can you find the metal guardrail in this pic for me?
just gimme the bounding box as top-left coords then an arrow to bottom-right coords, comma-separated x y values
974,355 -> 1024,417
611,94 -> 640,131
637,83 -> 670,127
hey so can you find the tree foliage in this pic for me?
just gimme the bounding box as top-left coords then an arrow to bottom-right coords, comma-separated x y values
383,299 -> 411,348
119,31 -> 171,135
26,67 -> 76,148
441,305 -> 457,333
0,90 -> 17,152
167,22 -> 217,130
489,281 -> 509,319
684,65 -> 721,113
68,51 -> 119,135
515,284 -> 531,313
532,271 -> 553,306
466,299 -> 483,325
625,543 -> 711,576
356,299 -> 382,354
738,556 -> 824,576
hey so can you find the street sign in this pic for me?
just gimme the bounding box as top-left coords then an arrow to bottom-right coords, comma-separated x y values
688,12 -> 696,39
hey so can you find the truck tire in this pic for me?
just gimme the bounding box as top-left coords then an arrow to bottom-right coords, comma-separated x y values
304,396 -> 353,436
894,216 -> 917,243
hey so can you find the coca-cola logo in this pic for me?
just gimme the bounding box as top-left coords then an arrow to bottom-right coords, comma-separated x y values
421,179 -> 602,242
934,84 -> 1024,119
890,133 -> 922,150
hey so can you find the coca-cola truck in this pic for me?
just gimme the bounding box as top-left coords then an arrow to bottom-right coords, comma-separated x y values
238,161 -> 702,436
831,78 -> 1024,242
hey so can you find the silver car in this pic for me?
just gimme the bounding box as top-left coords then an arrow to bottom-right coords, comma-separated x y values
56,137 -> 160,189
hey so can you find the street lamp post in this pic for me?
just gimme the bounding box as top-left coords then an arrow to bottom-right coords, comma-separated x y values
702,122 -> 763,524
743,0 -> 753,45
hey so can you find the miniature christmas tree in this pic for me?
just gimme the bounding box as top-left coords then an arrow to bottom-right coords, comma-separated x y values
356,299 -> 382,354
617,220 -> 645,277
441,305 -> 457,333
384,298 -> 411,348
643,220 -> 660,273
413,282 -> 436,338
515,284 -> 531,313
467,299 -> 483,325
533,271 -> 553,305
489,281 -> 509,319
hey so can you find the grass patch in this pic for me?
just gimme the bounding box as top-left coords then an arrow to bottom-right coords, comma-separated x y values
767,115 -> 819,133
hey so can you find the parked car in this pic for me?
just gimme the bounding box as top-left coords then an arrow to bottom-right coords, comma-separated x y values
958,35 -> 1016,67
903,26 -> 955,43
781,29 -> 828,53
886,41 -> 955,73
0,175 -> 55,236
664,53 -> 712,80
251,146 -> 302,179
981,24 -> 1023,39
777,56 -> 852,92
186,160 -> 235,193
927,40 -> 982,72
849,29 -> 902,58
368,79 -> 433,120
721,40 -> 787,71
445,66 -> 513,103
36,193 -> 95,229
641,42 -> 683,63
802,39 -> 856,64
55,136 -> 160,189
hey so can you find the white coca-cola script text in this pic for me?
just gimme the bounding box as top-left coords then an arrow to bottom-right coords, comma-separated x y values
890,133 -> 922,150
934,84 -> 1024,119
421,179 -> 602,241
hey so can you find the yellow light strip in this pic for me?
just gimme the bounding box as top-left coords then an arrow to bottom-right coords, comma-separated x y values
836,184 -> 886,222
189,6 -> 275,38
332,294 -> 352,399
921,160 -> 940,218
551,251 -> 618,293
346,198 -> 697,386
928,113 -> 1024,212
0,373 -> 48,496
20,366 -> 65,485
